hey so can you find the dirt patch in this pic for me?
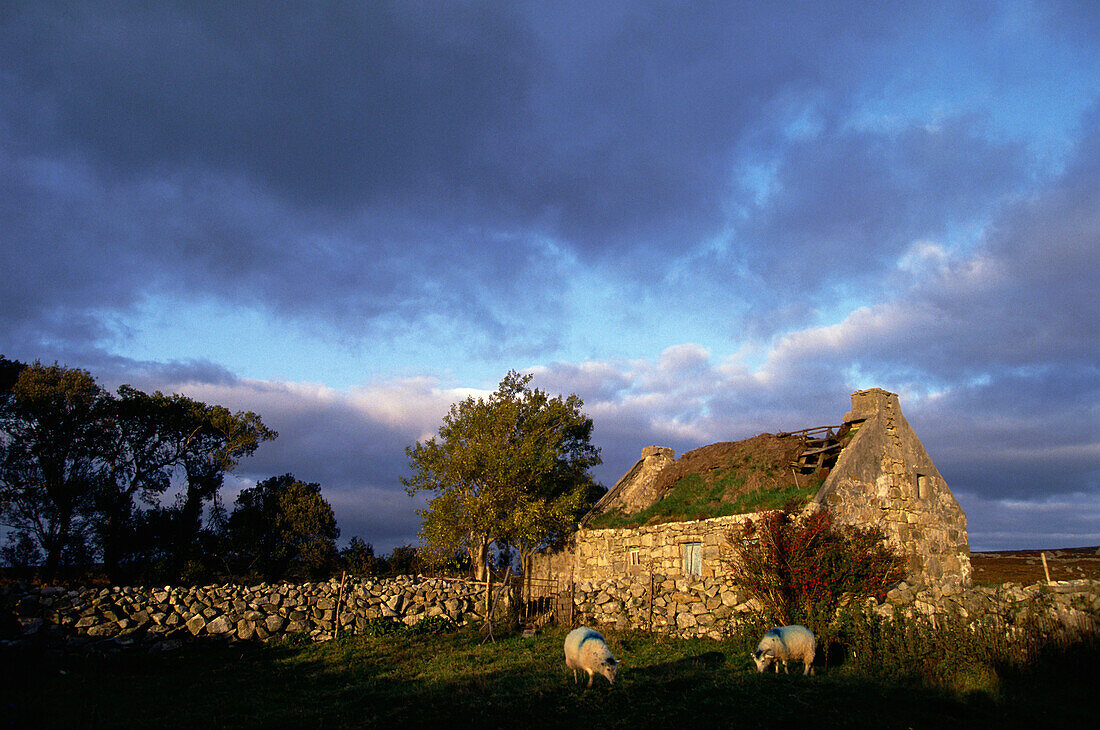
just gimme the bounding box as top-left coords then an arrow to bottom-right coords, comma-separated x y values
650,433 -> 810,503
969,546 -> 1100,585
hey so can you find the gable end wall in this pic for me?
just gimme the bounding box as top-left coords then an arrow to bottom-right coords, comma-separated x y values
814,389 -> 972,590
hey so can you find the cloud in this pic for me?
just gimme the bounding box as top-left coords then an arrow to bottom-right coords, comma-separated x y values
957,490 -> 1100,551
2,3 -> 1097,553
2,2 -> 1039,362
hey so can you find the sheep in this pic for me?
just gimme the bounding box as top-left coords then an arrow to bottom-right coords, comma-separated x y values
564,627 -> 619,687
752,624 -> 816,675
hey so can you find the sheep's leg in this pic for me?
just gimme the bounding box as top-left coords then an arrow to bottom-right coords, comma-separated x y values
587,671 -> 594,688
573,669 -> 578,684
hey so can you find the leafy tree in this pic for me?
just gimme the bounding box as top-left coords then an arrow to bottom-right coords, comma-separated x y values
403,371 -> 601,580
725,506 -> 906,628
384,544 -> 422,576
228,474 -> 339,581
1,358 -> 278,584
93,387 -> 185,582
0,356 -> 26,394
0,362 -> 110,580
163,398 -> 277,578
341,536 -> 377,577
1,529 -> 42,579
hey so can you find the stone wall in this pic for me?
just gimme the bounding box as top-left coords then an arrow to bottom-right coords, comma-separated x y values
566,576 -> 1100,639
1,575 -> 495,650
4,574 -> 1097,649
582,446 -> 675,525
816,389 -> 972,590
531,513 -> 755,583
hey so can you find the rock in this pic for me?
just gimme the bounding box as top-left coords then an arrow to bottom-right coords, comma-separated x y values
265,615 -> 286,633
185,615 -> 206,635
676,612 -> 697,629
206,616 -> 233,634
18,618 -> 43,635
236,619 -> 255,640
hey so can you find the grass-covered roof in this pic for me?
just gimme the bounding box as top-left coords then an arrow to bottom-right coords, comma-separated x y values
588,433 -> 826,529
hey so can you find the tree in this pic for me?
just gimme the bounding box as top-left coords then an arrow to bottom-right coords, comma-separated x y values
0,362 -> 110,580
228,474 -> 340,581
403,371 -> 601,581
0,356 -> 25,394
93,387 -> 183,583
341,536 -> 376,577
163,398 -> 277,578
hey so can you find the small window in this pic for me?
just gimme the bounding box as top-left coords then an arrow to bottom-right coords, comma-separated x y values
682,542 -> 702,576
628,548 -> 640,566
916,474 -> 930,499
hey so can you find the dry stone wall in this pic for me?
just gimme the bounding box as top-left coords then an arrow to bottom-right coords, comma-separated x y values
4,574 -> 1097,648
568,576 -> 1100,639
1,575 -> 492,650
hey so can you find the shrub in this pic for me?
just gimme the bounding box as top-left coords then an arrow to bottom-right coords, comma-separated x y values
360,617 -> 405,638
409,614 -> 456,636
724,505 -> 906,628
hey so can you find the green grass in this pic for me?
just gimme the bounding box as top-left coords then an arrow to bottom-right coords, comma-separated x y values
4,622 -> 1097,729
592,472 -> 744,528
591,473 -> 822,529
725,478 -> 822,514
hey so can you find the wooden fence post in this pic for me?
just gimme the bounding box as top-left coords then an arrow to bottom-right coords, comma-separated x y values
648,572 -> 654,633
568,564 -> 575,628
334,570 -> 347,638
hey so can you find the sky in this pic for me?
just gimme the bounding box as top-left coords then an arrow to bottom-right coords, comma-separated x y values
2,1 -> 1098,553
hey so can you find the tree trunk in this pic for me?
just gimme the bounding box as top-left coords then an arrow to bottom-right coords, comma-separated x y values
469,535 -> 489,582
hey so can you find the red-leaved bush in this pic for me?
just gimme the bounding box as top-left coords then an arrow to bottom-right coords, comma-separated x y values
725,506 -> 906,626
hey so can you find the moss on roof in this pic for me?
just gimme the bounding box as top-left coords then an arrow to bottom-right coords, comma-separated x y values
588,433 -> 825,529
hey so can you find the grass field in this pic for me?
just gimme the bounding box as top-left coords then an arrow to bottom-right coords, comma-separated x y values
3,623 -> 1098,729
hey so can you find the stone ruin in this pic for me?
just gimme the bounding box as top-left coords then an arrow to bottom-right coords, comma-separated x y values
533,388 -> 973,593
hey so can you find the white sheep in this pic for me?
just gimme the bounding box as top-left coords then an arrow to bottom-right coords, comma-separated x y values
564,627 -> 619,687
752,624 -> 816,675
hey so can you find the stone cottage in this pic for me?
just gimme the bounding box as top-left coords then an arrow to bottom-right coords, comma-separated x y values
532,388 -> 972,592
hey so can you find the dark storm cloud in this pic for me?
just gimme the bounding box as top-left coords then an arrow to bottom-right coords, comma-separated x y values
705,115 -> 1032,336
3,2 -> 534,209
0,0 -> 1013,358
767,103 -> 1100,383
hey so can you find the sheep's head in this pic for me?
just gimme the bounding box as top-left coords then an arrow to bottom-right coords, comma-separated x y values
751,650 -> 775,673
599,657 -> 619,685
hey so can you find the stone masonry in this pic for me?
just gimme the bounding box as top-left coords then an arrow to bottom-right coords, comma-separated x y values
533,388 -> 972,593
582,446 -> 675,525
814,388 -> 972,591
2,575 -> 493,649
